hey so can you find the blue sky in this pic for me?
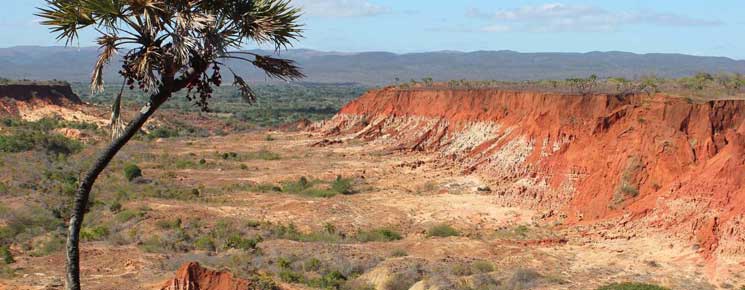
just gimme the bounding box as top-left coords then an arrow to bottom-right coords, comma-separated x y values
2,0 -> 743,59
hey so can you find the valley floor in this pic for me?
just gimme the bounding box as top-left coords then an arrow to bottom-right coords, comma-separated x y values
1,131 -> 738,290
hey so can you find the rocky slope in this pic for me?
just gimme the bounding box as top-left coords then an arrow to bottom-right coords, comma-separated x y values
318,87 -> 745,263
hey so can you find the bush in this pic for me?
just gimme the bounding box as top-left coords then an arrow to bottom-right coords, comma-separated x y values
224,234 -> 260,251
0,132 -> 81,155
279,270 -> 303,283
109,200 -> 122,213
597,283 -> 670,290
384,272 -> 419,290
0,134 -> 34,152
471,260 -> 494,273
80,226 -> 110,241
0,246 -> 14,264
123,164 -> 142,181
303,258 -> 321,272
146,127 -> 180,140
331,176 -> 354,195
194,235 -> 216,252
427,224 -> 459,238
116,208 -> 146,223
308,271 -> 346,289
356,228 -> 402,242
31,236 -> 65,256
156,218 -> 182,230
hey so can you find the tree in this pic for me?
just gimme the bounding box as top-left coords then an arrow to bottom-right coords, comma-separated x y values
36,1 -> 303,289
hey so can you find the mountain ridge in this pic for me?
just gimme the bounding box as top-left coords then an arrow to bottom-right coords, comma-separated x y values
1,46 -> 744,85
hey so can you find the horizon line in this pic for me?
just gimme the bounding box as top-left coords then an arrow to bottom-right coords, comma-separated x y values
0,45 -> 742,61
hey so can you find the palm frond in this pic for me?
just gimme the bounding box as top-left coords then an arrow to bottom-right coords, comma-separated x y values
232,74 -> 257,104
239,0 -> 303,50
251,55 -> 304,80
91,33 -> 119,93
109,87 -> 126,140
36,0 -> 96,45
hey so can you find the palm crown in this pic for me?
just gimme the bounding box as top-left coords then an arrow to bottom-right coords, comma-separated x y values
37,0 -> 304,110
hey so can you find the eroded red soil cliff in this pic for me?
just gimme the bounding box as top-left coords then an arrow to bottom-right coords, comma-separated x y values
0,83 -> 83,115
320,87 -> 745,260
160,262 -> 254,290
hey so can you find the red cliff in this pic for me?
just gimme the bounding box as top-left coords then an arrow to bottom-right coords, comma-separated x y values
160,262 -> 253,290
0,83 -> 83,116
320,87 -> 745,260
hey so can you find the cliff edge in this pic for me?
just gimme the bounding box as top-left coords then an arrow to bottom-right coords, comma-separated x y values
319,87 -> 745,263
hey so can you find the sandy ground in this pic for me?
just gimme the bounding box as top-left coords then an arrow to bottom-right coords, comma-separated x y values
0,131 -> 736,290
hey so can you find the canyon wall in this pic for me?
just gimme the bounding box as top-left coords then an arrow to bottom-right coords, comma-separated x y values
319,87 -> 745,260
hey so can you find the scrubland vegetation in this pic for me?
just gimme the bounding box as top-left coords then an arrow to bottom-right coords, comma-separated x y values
398,73 -> 745,101
72,83 -> 368,128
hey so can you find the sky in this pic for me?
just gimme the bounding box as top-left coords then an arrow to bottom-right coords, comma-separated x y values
1,0 -> 743,59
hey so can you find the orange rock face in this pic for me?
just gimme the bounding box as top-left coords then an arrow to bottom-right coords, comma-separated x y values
320,87 -> 745,259
160,262 -> 253,290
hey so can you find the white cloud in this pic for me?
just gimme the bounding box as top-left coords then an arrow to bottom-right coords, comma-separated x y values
480,25 -> 511,33
293,0 -> 391,17
468,3 -> 721,33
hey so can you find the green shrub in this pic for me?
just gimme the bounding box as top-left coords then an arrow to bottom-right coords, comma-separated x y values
303,258 -> 321,272
471,260 -> 495,273
383,272 -> 419,290
146,127 -> 180,140
0,134 -> 34,152
308,271 -> 346,289
139,236 -> 164,253
116,208 -> 146,223
123,164 -> 142,181
0,132 -> 81,155
194,235 -> 216,252
31,236 -> 65,256
331,176 -> 354,195
279,270 -> 303,283
109,200 -> 122,213
281,177 -> 313,194
224,234 -> 260,251
356,228 -> 402,242
597,283 -> 670,290
427,224 -> 459,238
249,274 -> 281,290
156,218 -> 182,230
0,246 -> 14,264
80,226 -> 110,241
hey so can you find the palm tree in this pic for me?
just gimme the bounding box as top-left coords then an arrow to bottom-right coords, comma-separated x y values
36,1 -> 304,289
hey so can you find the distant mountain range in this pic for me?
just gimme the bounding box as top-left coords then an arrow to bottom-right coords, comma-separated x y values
1,46 -> 744,85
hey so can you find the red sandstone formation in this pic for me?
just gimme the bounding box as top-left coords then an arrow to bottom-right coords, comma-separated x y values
0,83 -> 83,116
319,87 -> 745,261
160,262 -> 253,290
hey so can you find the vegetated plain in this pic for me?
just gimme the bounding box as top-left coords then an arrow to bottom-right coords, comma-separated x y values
0,79 -> 737,289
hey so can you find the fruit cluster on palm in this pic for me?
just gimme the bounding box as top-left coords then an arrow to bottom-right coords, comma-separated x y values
36,1 -> 304,289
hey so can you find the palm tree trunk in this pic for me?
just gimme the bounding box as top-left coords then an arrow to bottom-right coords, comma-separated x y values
65,89 -> 170,290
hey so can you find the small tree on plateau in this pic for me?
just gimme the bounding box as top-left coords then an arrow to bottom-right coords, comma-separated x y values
36,1 -> 304,289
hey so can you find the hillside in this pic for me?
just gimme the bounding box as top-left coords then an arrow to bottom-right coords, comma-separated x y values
318,88 -> 745,270
2,46 -> 745,85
